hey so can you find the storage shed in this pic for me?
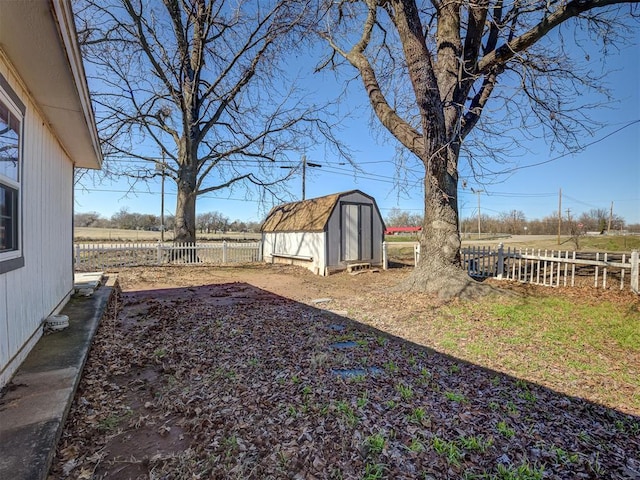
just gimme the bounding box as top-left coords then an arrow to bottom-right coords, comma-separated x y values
0,0 -> 102,387
261,190 -> 385,275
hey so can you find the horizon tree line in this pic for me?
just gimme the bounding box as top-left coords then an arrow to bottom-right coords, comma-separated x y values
75,206 -> 638,237
74,209 -> 262,234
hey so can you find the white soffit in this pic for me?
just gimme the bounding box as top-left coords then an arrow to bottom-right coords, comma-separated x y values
0,0 -> 102,169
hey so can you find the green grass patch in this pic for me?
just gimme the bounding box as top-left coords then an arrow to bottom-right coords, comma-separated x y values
363,462 -> 386,479
432,436 -> 463,466
384,235 -> 419,242
437,293 -> 640,412
480,297 -> 640,352
579,235 -> 640,252
364,432 -> 386,455
458,434 -> 494,453
396,383 -> 414,400
444,391 -> 467,403
496,421 -> 515,439
494,462 -> 545,480
335,400 -> 358,426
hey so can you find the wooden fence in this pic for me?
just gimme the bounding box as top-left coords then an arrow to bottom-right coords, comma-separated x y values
383,242 -> 639,293
74,241 -> 262,272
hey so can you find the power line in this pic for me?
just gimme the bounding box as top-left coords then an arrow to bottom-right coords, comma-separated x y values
461,190 -> 556,198
494,119 -> 640,175
75,187 -> 267,205
94,118 -> 639,186
378,206 -> 423,212
563,193 -> 601,210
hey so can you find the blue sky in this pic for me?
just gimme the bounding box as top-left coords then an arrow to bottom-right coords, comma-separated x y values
75,30 -> 639,227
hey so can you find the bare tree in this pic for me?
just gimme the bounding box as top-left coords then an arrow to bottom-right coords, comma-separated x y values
499,210 -> 527,235
76,0 -> 338,244
320,0 -> 638,296
566,209 -> 583,249
197,211 -> 229,233
577,208 -> 625,233
385,207 -> 423,227
196,212 -> 214,233
74,212 -> 106,228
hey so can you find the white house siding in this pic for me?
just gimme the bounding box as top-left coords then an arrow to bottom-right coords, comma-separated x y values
0,59 -> 74,387
263,231 -> 326,275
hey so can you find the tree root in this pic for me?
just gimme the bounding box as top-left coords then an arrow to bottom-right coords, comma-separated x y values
395,264 -> 507,300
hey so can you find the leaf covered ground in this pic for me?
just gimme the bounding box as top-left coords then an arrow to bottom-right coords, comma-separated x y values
49,265 -> 639,479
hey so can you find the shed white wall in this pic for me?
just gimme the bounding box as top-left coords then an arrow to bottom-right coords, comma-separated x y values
262,231 -> 326,275
0,59 -> 74,387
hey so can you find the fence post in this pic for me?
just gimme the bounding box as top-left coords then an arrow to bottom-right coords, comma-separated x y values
414,242 -> 420,266
258,240 -> 263,262
382,242 -> 388,270
74,244 -> 80,270
631,250 -> 639,294
496,243 -> 504,279
222,240 -> 227,264
157,242 -> 163,265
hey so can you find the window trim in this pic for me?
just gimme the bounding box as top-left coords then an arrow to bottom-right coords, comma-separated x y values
0,71 -> 25,273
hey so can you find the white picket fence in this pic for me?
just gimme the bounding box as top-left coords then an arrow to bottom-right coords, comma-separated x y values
76,240 -> 639,293
381,241 -> 421,268
74,241 -> 262,271
462,245 -> 639,293
383,242 -> 639,293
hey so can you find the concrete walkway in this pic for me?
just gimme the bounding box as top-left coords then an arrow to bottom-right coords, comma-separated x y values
0,277 -> 115,480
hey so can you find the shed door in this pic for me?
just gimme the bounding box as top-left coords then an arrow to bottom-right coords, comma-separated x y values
342,204 -> 359,261
341,203 -> 373,262
360,205 -> 372,260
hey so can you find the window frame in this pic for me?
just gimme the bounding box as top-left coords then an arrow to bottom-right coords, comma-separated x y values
0,72 -> 25,273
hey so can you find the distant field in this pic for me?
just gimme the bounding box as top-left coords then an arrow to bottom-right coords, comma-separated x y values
75,227 -> 639,253
465,234 -> 640,252
74,227 -> 261,242
386,233 -> 640,252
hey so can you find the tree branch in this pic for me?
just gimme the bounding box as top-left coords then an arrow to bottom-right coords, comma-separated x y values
478,0 -> 637,74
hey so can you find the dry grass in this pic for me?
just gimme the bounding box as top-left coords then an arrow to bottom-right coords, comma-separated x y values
74,227 -> 261,242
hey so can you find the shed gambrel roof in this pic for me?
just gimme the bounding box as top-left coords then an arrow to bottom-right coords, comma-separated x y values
262,190 -> 373,233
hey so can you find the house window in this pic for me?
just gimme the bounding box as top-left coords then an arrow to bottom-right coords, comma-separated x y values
0,184 -> 18,251
0,75 -> 23,271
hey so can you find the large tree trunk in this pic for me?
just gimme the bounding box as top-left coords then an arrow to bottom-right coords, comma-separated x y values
174,161 -> 197,244
385,0 -> 491,297
174,187 -> 196,244
399,140 -> 486,298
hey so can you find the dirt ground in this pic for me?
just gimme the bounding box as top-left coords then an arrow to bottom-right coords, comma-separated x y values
114,263 -> 408,301
49,264 -> 640,479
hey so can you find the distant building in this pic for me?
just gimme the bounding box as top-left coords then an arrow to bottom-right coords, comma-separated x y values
384,226 -> 422,235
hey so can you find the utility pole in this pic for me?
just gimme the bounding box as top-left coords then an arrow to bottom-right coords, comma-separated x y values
156,153 -> 166,242
477,191 -> 481,238
608,201 -> 614,234
557,188 -> 562,245
301,155 -> 306,201
301,155 -> 323,200
471,188 -> 483,239
281,155 -> 322,201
